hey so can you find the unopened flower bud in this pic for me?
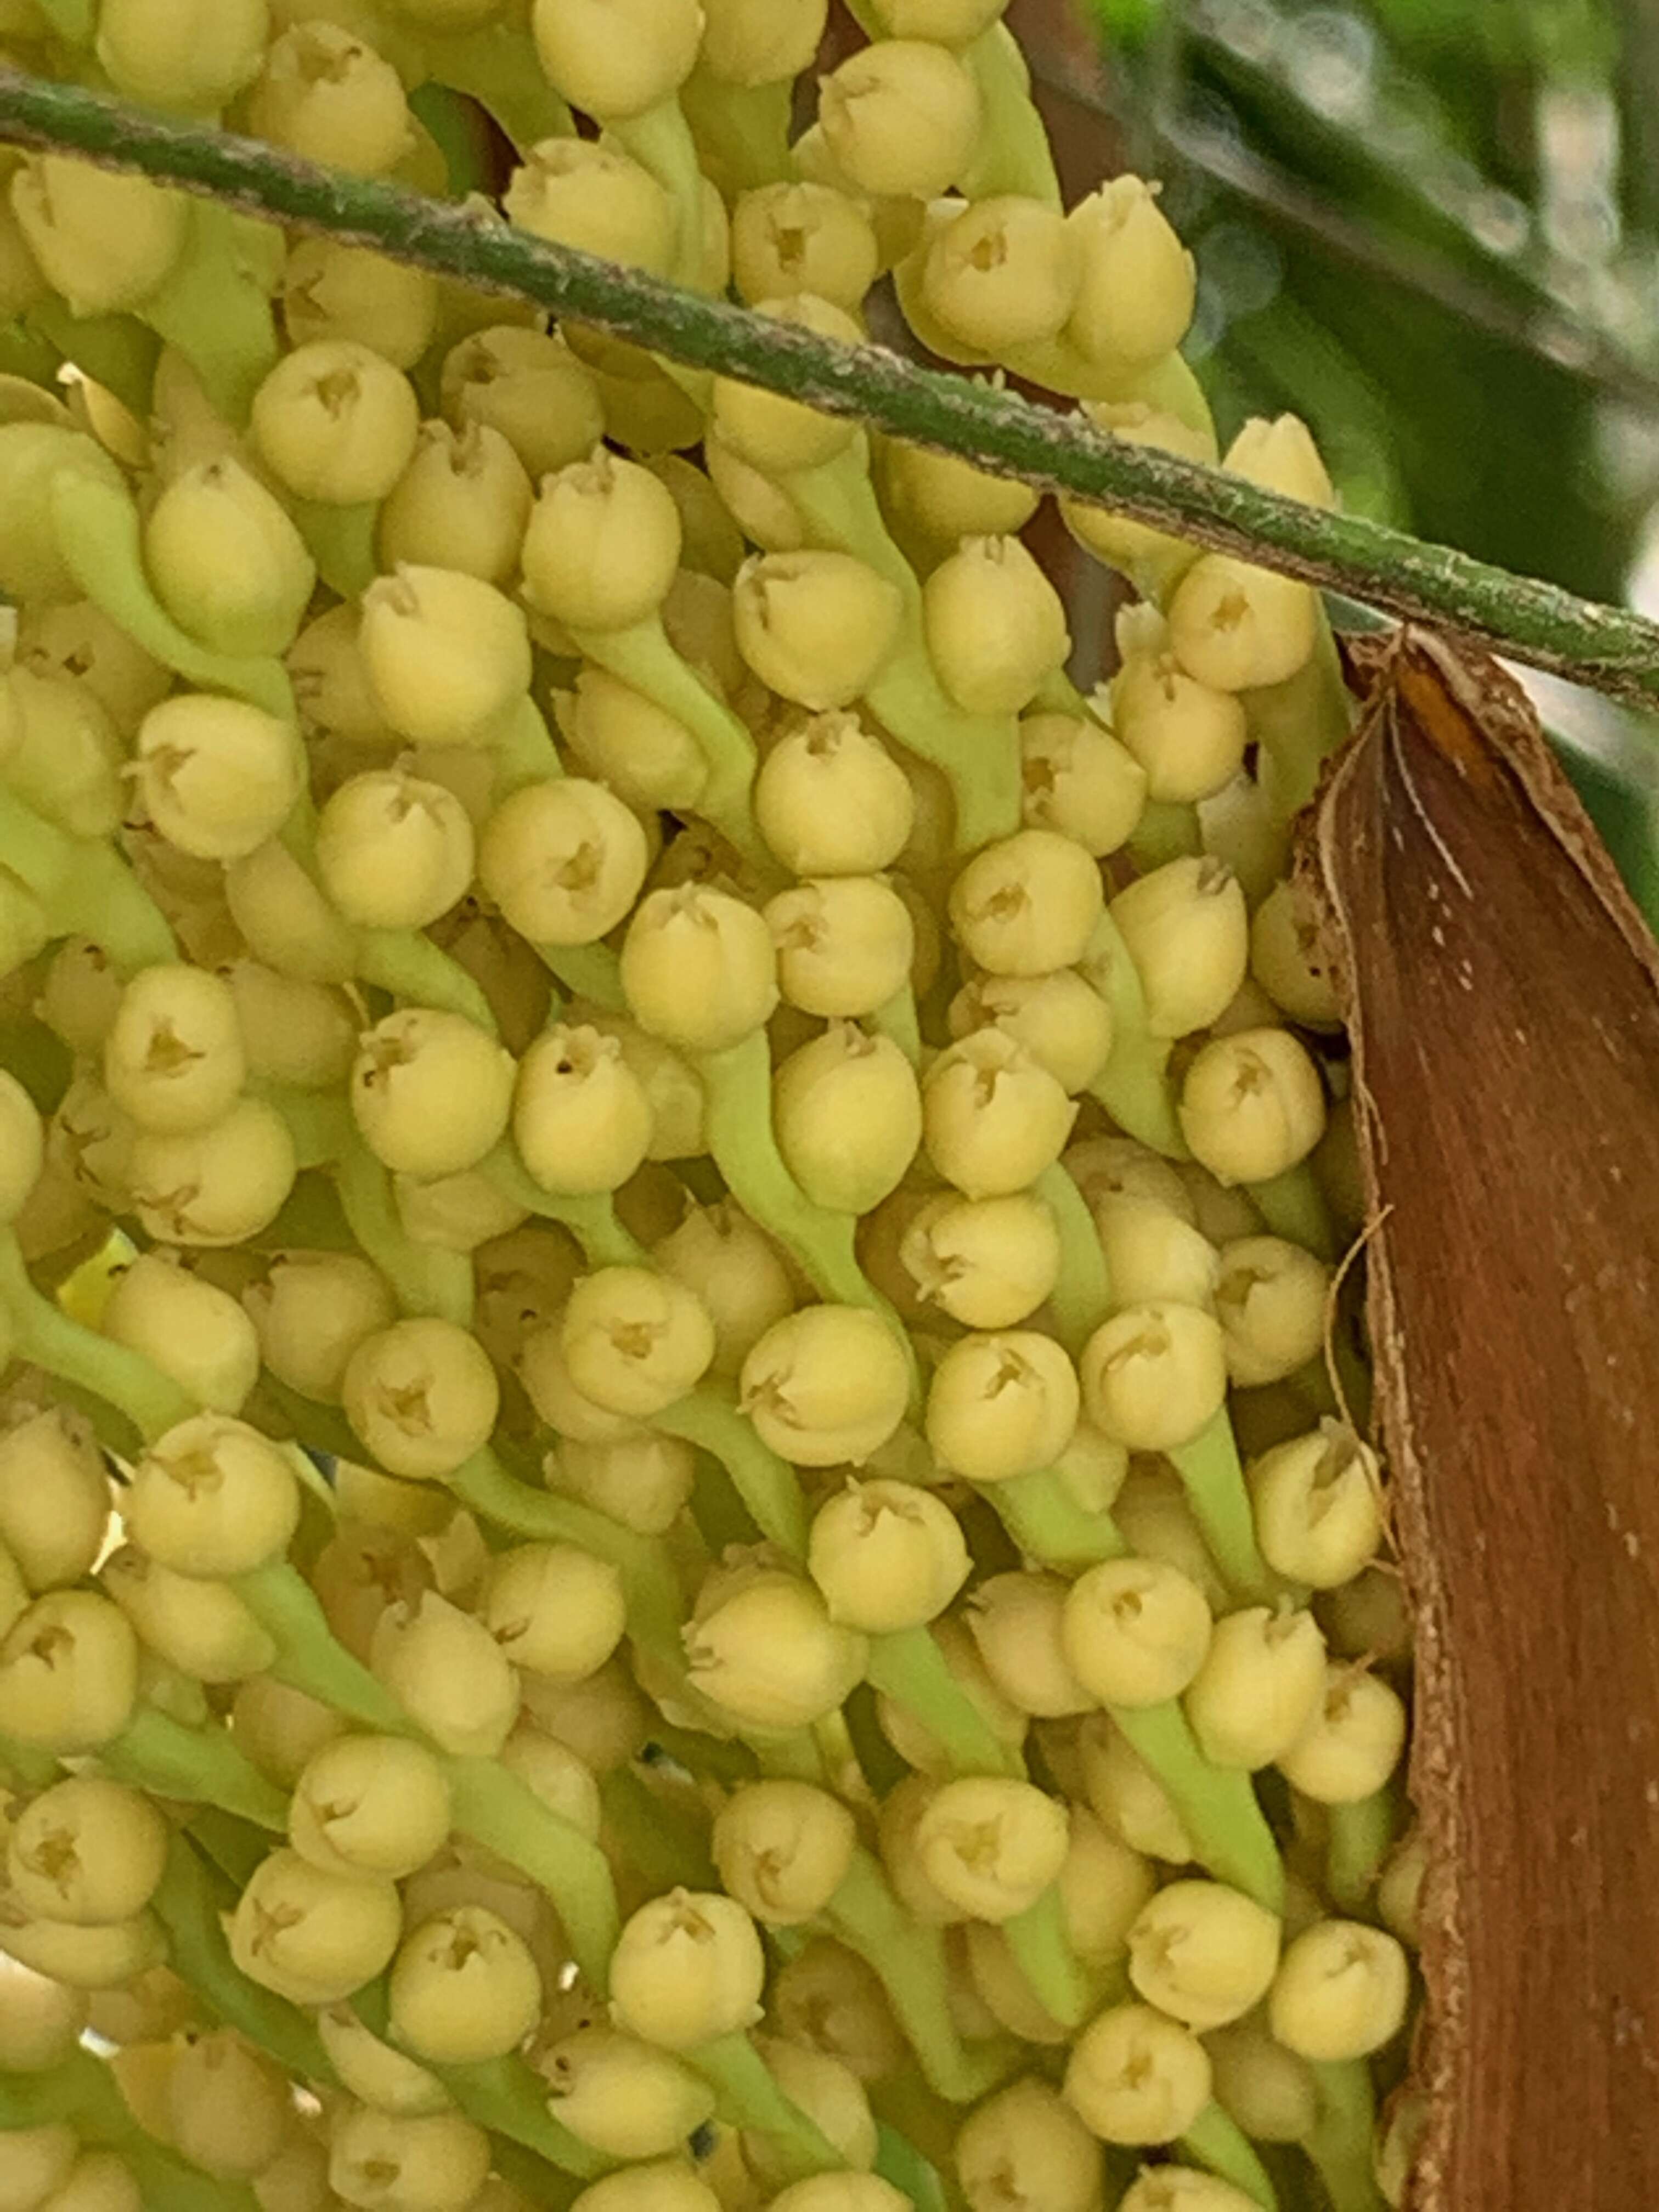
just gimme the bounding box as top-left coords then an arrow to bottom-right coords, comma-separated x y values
1064,2000 -> 1211,2144
2,665 -> 125,841
687,1567 -> 867,1730
740,1305 -> 909,1467
1216,1236 -> 1330,1388
1126,1878 -> 1281,2030
1179,1027 -> 1328,1187
342,1317 -> 500,1481
1080,1300 -> 1227,1453
1080,1714 -> 1193,1862
711,1780 -> 857,1930
713,295 -> 862,476
1224,414 -> 1333,509
912,1776 -> 1069,1923
290,1734 -> 451,1882
900,1189 -> 1061,1330
694,0 -> 822,82
0,1591 -> 138,1750
242,1250 -> 394,1407
1119,2170 -> 1259,2212
10,156 -> 185,316
621,884 -> 779,1054
135,693 -> 304,862
479,778 -> 648,950
125,1415 -> 299,1578
511,1025 -> 653,1199
1065,177 -> 1194,368
0,1408 -> 106,1595
316,769 -> 474,933
951,969 -> 1112,1097
166,2029 -> 290,2181
767,877 -> 914,1020
1277,1666 -> 1407,1803
774,1026 -> 922,1220
562,667 -> 706,814
283,237 -> 439,371
808,1479 -> 969,1633
647,1204 -> 789,1381
544,1434 -> 690,1538
923,535 -> 1071,716
881,432 -> 1040,556
921,194 -> 1079,354
0,2123 -> 78,2212
389,1905 -> 543,2064
101,1251 -> 258,1415
518,1652 -> 647,1772
1269,1918 -> 1409,2059
371,1591 -> 520,1757
222,838 -> 356,987
103,964 -> 245,1138
1110,858 -> 1249,1042
1166,556 -> 1318,693
482,1543 -> 625,1683
879,0 -> 1008,31
967,1571 -> 1094,1718
520,1318 -> 643,1446
765,2183 -> 910,2212
1060,402 -> 1214,593
530,0 -> 702,117
351,1009 -> 515,1180
608,1888 -> 765,2050
0,1906 -> 163,1993
251,340 -> 419,504
956,2075 -> 1103,2212
0,1955 -> 88,2073
819,41 -> 980,199
1063,1556 -> 1212,1707
328,2105 -> 492,2212
1113,641 -> 1249,806
922,1029 -> 1076,1199
247,23 -> 411,177
1020,707 -> 1146,858
950,829 -> 1105,981
731,182 -> 877,314
1200,2015 -> 1318,2145
522,450 -> 681,634
144,460 -> 315,670
317,2005 -> 450,2120
358,567 -> 531,748
754,713 -> 913,877
504,138 -> 674,287
102,1545 -> 275,1683
560,1266 -> 715,1418
442,326 -> 603,483
92,0 -> 264,106
733,550 -> 902,710
7,1775 -> 166,1928
926,1329 -> 1080,1484
1249,1424 -> 1383,1587
1249,879 -> 1341,1029
1183,1604 -> 1327,1769
1092,1198 -> 1218,1314
541,2024 -> 715,2158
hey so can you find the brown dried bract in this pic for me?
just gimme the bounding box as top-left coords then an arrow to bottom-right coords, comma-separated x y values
1299,627 -> 1659,2212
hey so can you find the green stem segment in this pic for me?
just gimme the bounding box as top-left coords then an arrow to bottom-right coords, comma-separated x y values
445,1756 -> 620,1994
334,1140 -> 476,1325
864,1623 -> 1025,1780
1166,1408 -> 1276,1603
1249,1162 -> 1339,1262
689,2032 -> 845,2182
1326,1788 -> 1397,1915
1109,1701 -> 1285,1913
3,70 -> 1658,707
1304,2060 -> 1389,2212
1001,1884 -> 1100,2029
153,1836 -> 333,2083
978,1467 -> 1125,1570
0,785 -> 176,974
1031,1161 -> 1113,1353
0,1231 -> 195,1443
104,1705 -> 290,1831
1181,2100 -> 1282,2210
652,1381 -> 808,1559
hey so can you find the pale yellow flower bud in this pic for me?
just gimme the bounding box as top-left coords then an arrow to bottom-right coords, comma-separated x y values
540,2025 -> 715,2158
754,714 -> 911,881
740,1305 -> 910,1467
0,1955 -> 88,2073
608,1887 -> 765,2050
166,2030 -> 290,2182
899,1189 -> 1059,1331
101,1252 -> 258,1415
371,1592 -> 520,1758
351,1009 -> 515,1180
1081,1300 -> 1228,1452
923,535 -> 1071,716
1268,1918 -> 1409,2060
94,0 -> 266,106
1119,2169 -> 1260,2212
328,2106 -> 492,2212
523,449 -> 682,633
135,693 -> 304,863
0,1409 -> 106,1594
956,2075 -> 1103,2212
7,1775 -> 166,1928
1184,1605 -> 1327,1770
479,778 -> 648,949
101,963 -> 242,1139
251,340 -> 419,504
316,768 -> 474,932
512,1025 -> 654,1199
290,1734 -> 451,1882
911,1776 -> 1069,1923
820,40 -> 980,199
1112,1467 -> 1227,1616
1126,1878 -> 1282,2029
1277,1665 -> 1407,1804
967,1570 -> 1094,1719
701,0 -> 827,82
731,182 -> 877,314
1020,707 -> 1146,859
1112,637 -> 1249,806
926,1328 -> 1080,1484
1059,401 -> 1214,594
126,1415 -> 300,1578
530,0 -> 702,117
358,566 -> 531,748
10,156 -> 185,316
143,459 -> 315,661
712,1779 -> 857,1927
1216,1235 -> 1331,1388
1110,857 -> 1249,1041
1080,1713 -> 1194,1863
622,883 -> 780,1054
1249,1423 -> 1383,1587
1249,878 -> 1342,1029
223,837 -> 357,986
733,550 -> 902,709
341,1317 -> 499,1482
1203,2015 -> 1317,2143
1166,556 -> 1318,693
921,195 -> 1080,353
284,238 -> 439,372
1064,2000 -> 1212,2145
950,830 -> 1105,982
948,967 -> 1114,1096
504,137 -> 675,278
772,1025 -> 921,1215
563,665 -> 707,814
229,1845 -> 402,2005
388,1905 -> 542,2065
560,1265 -> 715,1418
1062,1555 -> 1212,1707
102,1547 -> 275,1684
244,1250 -> 395,1407
808,1478 -> 969,1633
1224,414 -> 1334,509
247,23 -> 412,177
317,2005 -> 452,2119
922,1029 -> 1076,1200
1178,1026 -> 1328,1187
570,2167 -> 721,2212
482,1542 -> 625,1684
1066,177 -> 1194,368
765,2181 -> 910,2212
686,1568 -> 867,1729
713,295 -> 862,476
441,326 -> 604,483
0,2124 -> 78,2212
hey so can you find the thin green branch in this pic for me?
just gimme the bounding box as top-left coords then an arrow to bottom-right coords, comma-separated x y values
2,69 -> 1658,703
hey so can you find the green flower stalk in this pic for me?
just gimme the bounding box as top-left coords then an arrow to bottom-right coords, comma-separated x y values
1246,612 -> 1352,825
0,785 -> 175,976
1110,1702 -> 1285,1914
1180,2100 -> 1281,2210
334,1137 -> 476,1325
412,18 -> 576,153
1166,1408 -> 1277,1606
1002,1882 -> 1101,2030
864,1624 -> 1025,1780
1302,2059 -> 1389,2212
960,24 -> 1063,207
135,198 -> 280,424
1248,1163 -> 1339,1262
1030,1161 -> 1114,1352
689,2030 -> 845,2182
1325,1787 -> 1398,1916
978,1467 -> 1126,1571
103,1702 -> 290,1830
0,1229 -> 195,1442
484,1146 -> 647,1268
153,1834 -> 333,2082
653,1382 -> 810,1558
1083,913 -> 1190,1159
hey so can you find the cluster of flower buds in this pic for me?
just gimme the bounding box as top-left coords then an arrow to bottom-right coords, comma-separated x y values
0,3 -> 1413,2210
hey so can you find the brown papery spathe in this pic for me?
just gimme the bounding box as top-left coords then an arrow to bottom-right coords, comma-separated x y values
1300,627 -> 1659,2211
